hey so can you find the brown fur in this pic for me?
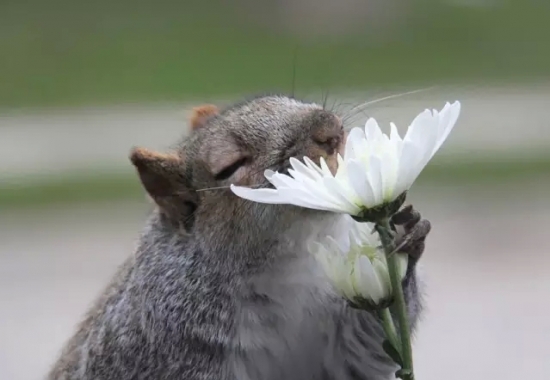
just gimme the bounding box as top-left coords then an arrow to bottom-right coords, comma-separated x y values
129,147 -> 197,229
190,104 -> 219,130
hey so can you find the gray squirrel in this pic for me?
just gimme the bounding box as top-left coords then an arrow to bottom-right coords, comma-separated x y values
48,95 -> 431,380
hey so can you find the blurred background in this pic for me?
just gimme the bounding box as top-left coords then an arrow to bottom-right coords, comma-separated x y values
1,0 -> 550,379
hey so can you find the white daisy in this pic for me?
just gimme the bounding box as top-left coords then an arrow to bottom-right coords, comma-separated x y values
308,215 -> 408,308
231,101 -> 461,221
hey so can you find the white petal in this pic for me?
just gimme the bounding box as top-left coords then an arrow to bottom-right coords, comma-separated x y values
276,187 -> 330,206
403,109 -> 432,146
414,129 -> 439,177
347,126 -> 366,143
389,122 -> 404,162
335,154 -> 346,176
354,256 -> 385,303
395,140 -> 422,194
277,188 -> 349,213
303,156 -> 325,176
336,258 -> 356,299
399,110 -> 440,188
288,167 -> 329,188
364,118 -> 383,142
292,174 -> 349,206
287,168 -> 311,184
319,157 -> 333,176
325,236 -> 342,255
366,155 -> 384,205
264,169 -> 276,185
353,133 -> 370,162
230,185 -> 286,204
397,253 -> 409,281
321,176 -> 361,213
345,127 -> 365,160
267,171 -> 305,189
390,122 -> 402,142
401,110 -> 438,173
432,101 -> 461,156
335,233 -> 353,254
378,149 -> 399,202
415,112 -> 440,163
347,159 -> 376,207
289,157 -> 322,181
373,258 -> 392,297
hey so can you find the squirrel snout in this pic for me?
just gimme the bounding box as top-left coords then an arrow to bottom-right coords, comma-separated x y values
309,111 -> 345,156
304,111 -> 345,175
312,135 -> 342,155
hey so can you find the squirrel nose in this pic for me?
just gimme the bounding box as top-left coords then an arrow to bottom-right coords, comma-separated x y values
309,111 -> 344,155
312,135 -> 341,155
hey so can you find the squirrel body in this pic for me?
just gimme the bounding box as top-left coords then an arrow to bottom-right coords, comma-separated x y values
48,95 -> 427,380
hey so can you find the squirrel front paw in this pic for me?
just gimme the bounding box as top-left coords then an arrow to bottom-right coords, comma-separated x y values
390,205 -> 431,268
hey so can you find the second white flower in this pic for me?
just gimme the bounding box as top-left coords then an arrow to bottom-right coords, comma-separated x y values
308,215 -> 408,308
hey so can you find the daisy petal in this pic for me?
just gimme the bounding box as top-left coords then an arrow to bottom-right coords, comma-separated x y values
276,188 -> 346,213
319,157 -> 333,176
433,101 -> 461,155
266,171 -> 305,190
347,159 -> 376,207
345,127 -> 365,160
397,253 -> 409,281
389,122 -> 402,142
373,258 -> 392,295
289,157 -> 322,181
230,185 -> 286,204
366,155 -> 384,205
322,177 -> 362,215
355,255 -> 385,303
364,118 -> 383,142
303,156 -> 325,176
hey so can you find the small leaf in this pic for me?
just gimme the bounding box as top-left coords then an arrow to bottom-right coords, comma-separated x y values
395,368 -> 414,380
382,339 -> 403,367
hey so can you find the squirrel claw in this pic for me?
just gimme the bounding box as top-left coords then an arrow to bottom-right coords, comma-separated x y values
391,205 -> 431,263
391,205 -> 421,232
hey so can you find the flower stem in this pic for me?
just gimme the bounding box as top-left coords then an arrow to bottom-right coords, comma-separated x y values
379,308 -> 401,354
376,218 -> 415,380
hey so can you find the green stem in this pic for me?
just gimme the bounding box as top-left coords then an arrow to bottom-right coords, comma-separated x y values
376,218 -> 415,380
379,308 -> 401,354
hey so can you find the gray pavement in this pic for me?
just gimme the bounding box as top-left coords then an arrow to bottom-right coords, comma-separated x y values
2,84 -> 550,181
1,181 -> 549,380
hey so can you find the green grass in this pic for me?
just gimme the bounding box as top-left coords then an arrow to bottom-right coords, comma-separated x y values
1,0 -> 550,108
2,156 -> 549,210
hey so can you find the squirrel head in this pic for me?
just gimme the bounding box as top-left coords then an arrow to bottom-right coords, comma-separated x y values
130,95 -> 346,252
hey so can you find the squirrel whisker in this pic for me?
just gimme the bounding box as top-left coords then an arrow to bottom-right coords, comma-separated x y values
341,86 -> 437,127
195,186 -> 233,192
346,86 -> 436,115
195,184 -> 266,192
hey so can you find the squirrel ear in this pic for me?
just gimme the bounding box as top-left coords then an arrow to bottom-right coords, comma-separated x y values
190,104 -> 218,130
130,147 -> 197,229
130,147 -> 182,197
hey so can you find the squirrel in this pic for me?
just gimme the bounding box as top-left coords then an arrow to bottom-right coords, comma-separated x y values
47,95 -> 431,380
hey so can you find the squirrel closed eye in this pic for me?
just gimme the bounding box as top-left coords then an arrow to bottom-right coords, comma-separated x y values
214,156 -> 250,181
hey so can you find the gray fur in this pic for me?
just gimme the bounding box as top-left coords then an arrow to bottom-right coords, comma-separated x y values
48,95 -> 426,380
